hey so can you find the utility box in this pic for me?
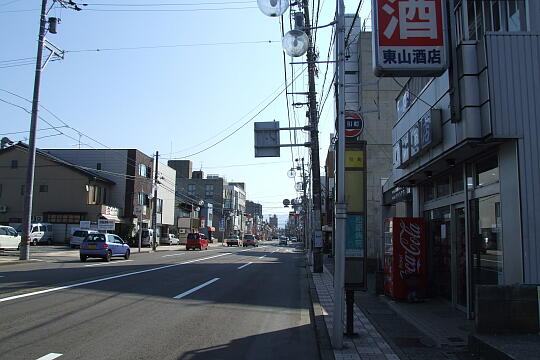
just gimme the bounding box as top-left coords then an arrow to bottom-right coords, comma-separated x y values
254,121 -> 280,157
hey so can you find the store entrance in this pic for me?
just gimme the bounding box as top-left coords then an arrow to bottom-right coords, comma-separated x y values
426,207 -> 452,301
454,207 -> 467,308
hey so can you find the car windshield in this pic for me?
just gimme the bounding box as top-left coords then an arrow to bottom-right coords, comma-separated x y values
228,235 -> 239,239
84,234 -> 106,242
73,231 -> 87,237
187,233 -> 199,240
244,235 -> 254,240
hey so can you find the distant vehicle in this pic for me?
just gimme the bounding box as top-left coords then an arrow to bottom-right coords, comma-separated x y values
160,233 -> 180,246
279,236 -> 288,246
14,223 -> 54,246
80,233 -> 130,262
137,229 -> 158,248
186,232 -> 208,251
70,229 -> 99,248
0,225 -> 20,250
226,234 -> 241,247
243,234 -> 258,247
291,236 -> 298,242
272,235 -> 279,241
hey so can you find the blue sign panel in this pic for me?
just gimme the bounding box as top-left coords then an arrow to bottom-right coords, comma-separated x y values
346,214 -> 364,257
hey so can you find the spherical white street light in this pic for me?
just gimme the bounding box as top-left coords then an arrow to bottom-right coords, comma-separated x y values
257,0 -> 289,17
282,29 -> 309,57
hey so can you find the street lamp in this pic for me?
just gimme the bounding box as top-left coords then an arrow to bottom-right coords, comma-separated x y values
282,29 -> 309,57
256,0 -> 289,17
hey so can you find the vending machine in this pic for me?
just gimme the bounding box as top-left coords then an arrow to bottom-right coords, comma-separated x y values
383,217 -> 426,301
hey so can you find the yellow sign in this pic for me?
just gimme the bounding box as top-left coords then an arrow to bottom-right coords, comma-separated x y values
345,171 -> 364,212
345,150 -> 364,168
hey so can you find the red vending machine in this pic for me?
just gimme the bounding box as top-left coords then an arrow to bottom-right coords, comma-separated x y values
383,217 -> 427,301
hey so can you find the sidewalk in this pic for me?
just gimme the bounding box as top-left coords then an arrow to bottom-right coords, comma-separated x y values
310,254 -> 540,360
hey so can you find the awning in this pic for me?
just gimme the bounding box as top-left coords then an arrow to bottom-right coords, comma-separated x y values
100,214 -> 121,223
207,226 -> 216,232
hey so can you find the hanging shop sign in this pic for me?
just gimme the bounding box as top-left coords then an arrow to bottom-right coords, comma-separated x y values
372,0 -> 448,77
394,108 -> 442,169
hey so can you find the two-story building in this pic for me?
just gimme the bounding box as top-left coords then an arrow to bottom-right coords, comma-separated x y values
0,143 -> 116,242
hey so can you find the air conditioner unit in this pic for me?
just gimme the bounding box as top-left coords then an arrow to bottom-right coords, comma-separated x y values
0,205 -> 7,213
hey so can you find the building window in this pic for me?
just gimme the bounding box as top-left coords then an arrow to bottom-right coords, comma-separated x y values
424,183 -> 435,201
138,192 -> 149,206
188,184 -> 196,196
11,160 -> 18,169
460,0 -> 528,41
157,199 -> 163,213
139,164 -> 147,177
451,168 -> 464,193
0,184 -> 2,198
205,184 -> 214,198
20,185 -> 25,196
476,156 -> 499,187
97,163 -> 102,170
435,177 -> 450,198
44,213 -> 84,224
39,185 -> 48,193
470,194 -> 503,285
88,185 -> 104,205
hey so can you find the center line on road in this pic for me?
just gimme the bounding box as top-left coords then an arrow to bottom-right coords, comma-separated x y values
0,252 -> 232,304
84,260 -> 133,267
258,255 -> 266,259
173,278 -> 220,299
36,353 -> 62,360
237,262 -> 253,269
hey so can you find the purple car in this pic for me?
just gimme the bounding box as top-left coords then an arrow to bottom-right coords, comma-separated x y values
80,233 -> 130,262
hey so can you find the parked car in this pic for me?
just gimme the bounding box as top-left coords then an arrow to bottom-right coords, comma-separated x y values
14,223 -> 54,245
226,234 -> 241,247
160,233 -> 180,246
0,226 -> 21,250
291,236 -> 298,242
186,232 -> 208,251
70,229 -> 99,248
80,233 -> 130,262
137,229 -> 158,247
272,235 -> 279,241
279,236 -> 288,246
243,234 -> 258,247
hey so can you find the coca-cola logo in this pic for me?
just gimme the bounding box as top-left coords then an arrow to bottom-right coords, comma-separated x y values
398,220 -> 422,279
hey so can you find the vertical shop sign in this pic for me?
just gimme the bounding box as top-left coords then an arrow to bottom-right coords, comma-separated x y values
344,141 -> 367,290
372,0 -> 448,76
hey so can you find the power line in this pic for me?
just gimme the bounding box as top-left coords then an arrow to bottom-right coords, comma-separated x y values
79,6 -> 257,12
83,1 -> 254,6
65,40 -> 280,53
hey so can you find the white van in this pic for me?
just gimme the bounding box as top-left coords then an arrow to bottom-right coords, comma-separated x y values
137,229 -> 159,247
14,223 -> 54,245
0,226 -> 21,250
29,223 -> 54,245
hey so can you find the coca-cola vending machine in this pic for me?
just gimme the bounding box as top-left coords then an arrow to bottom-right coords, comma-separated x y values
383,217 -> 426,300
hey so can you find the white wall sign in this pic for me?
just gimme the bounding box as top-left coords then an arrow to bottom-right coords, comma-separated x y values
98,219 -> 115,231
79,221 -> 91,229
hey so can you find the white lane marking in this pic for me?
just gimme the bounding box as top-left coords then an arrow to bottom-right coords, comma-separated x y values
258,255 -> 266,259
36,353 -> 62,360
162,253 -> 185,258
0,253 -> 232,303
237,262 -> 253,270
84,260 -> 133,267
173,278 -> 220,299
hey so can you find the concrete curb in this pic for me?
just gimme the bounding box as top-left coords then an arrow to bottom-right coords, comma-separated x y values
305,258 -> 335,360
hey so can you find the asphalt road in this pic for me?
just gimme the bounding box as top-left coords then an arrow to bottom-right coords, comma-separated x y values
0,242 -> 319,360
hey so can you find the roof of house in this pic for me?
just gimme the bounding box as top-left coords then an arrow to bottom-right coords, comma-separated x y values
0,143 -> 115,185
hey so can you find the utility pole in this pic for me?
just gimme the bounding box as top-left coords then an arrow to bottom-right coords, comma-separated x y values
333,0 -> 346,349
302,0 -> 323,273
20,0 -> 48,261
152,151 -> 159,251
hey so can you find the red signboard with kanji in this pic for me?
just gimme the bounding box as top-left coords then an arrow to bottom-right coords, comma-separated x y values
372,0 -> 448,76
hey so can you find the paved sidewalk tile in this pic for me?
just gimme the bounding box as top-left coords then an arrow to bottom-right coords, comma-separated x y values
312,266 -> 399,360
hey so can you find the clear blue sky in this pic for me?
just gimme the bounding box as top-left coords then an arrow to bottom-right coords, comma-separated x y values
0,0 -> 370,223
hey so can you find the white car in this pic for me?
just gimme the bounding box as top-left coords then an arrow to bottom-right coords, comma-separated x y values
160,234 -> 180,245
0,226 -> 21,250
70,229 -> 99,248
